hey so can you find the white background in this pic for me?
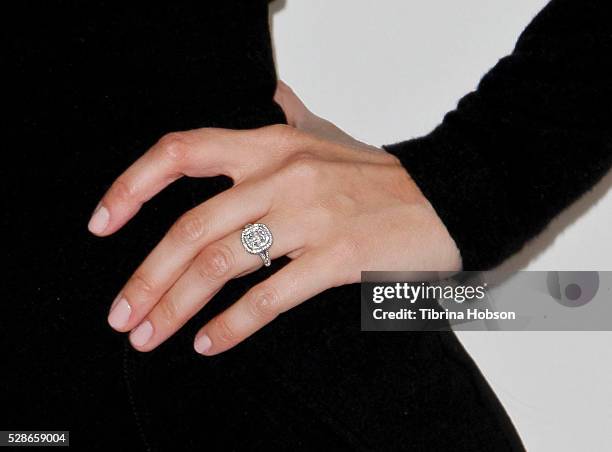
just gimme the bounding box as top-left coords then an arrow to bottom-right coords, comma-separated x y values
271,1 -> 612,450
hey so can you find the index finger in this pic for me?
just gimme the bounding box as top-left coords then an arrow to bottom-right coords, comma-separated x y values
87,126 -> 288,236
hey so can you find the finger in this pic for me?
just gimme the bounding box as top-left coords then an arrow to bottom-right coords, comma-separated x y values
193,249 -> 336,356
88,127 -> 287,236
107,178 -> 274,333
127,214 -> 306,351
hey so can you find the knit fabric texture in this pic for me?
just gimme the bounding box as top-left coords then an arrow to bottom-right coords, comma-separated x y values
384,0 -> 612,270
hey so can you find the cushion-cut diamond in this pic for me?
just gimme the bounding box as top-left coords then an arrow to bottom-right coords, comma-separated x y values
241,223 -> 273,254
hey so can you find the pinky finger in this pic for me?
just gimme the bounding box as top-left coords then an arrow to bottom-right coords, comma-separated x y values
193,249 -> 336,356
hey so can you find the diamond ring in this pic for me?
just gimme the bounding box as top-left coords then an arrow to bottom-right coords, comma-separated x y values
241,223 -> 273,267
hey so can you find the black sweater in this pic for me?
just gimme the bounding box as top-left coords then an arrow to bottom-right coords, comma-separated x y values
385,0 -> 612,269
2,1 -> 610,450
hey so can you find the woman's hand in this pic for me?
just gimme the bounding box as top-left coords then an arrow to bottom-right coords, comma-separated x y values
88,82 -> 461,355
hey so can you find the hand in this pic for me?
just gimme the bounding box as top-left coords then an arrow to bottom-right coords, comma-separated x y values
88,81 -> 461,355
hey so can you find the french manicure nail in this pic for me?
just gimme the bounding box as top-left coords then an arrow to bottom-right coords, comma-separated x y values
130,320 -> 153,347
88,204 -> 110,234
108,297 -> 131,330
194,334 -> 212,355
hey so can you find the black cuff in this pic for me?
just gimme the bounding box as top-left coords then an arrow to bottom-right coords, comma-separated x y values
383,0 -> 612,270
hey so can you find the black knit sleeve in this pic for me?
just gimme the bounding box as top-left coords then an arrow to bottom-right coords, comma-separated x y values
383,0 -> 612,270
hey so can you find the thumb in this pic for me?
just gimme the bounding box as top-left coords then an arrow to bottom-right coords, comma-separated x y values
273,80 -> 314,128
273,81 -> 376,151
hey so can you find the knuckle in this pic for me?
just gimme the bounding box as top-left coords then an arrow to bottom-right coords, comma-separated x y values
212,315 -> 236,345
195,244 -> 233,281
247,285 -> 281,319
172,212 -> 208,244
267,124 -> 302,151
157,131 -> 189,162
108,178 -> 135,204
130,271 -> 155,298
269,123 -> 295,138
285,152 -> 321,182
157,295 -> 180,326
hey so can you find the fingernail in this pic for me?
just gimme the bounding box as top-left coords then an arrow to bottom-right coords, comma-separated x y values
194,334 -> 212,355
88,204 -> 110,234
108,297 -> 131,330
110,293 -> 122,311
130,320 -> 153,347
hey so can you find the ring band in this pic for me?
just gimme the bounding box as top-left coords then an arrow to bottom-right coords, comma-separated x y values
241,223 -> 273,267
